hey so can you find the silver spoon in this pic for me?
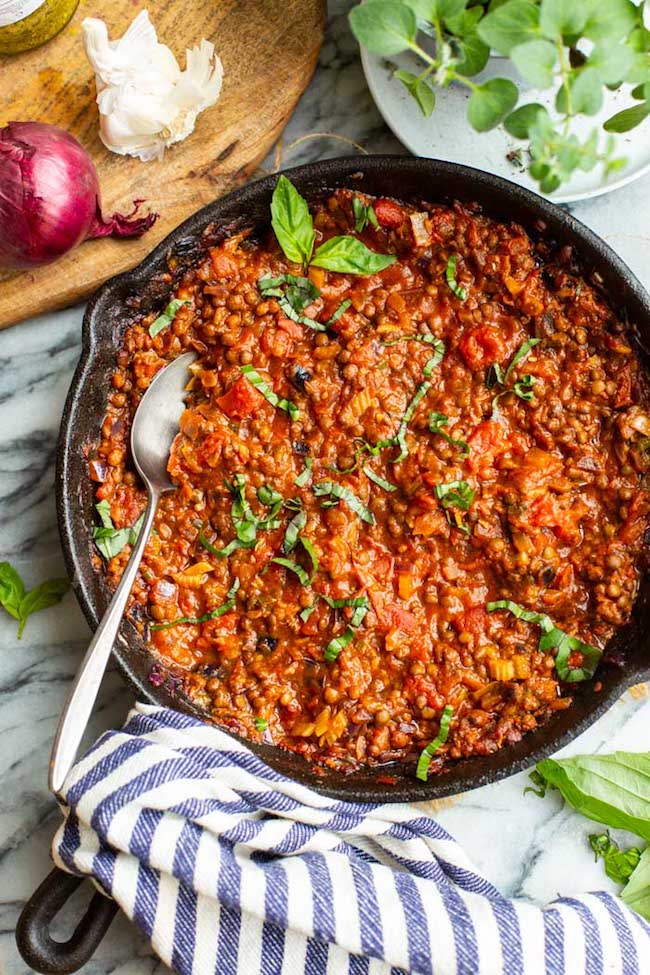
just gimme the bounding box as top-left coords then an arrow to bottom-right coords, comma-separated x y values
49,351 -> 197,794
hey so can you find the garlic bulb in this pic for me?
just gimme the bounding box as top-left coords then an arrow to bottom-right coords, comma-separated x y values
82,11 -> 224,162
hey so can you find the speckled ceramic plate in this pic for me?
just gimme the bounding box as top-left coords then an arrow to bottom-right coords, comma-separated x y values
362,46 -> 650,204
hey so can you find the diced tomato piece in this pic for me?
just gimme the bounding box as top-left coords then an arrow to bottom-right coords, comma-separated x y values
385,604 -> 417,633
277,316 -> 304,339
210,249 -> 237,278
216,375 -> 264,419
373,198 -> 405,228
453,606 -> 488,638
261,327 -> 293,358
459,325 -> 507,370
530,496 -> 588,544
467,420 -> 508,474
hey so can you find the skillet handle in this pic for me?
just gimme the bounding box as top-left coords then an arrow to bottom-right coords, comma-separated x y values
16,867 -> 118,975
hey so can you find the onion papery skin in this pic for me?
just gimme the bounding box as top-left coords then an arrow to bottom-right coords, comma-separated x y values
0,122 -> 157,270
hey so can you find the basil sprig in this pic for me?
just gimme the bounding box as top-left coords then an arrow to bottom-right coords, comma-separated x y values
352,196 -> 380,232
416,705 -> 454,782
487,599 -> 602,682
151,579 -> 240,631
93,501 -> 145,561
241,365 -> 299,420
428,412 -> 470,457
0,561 -> 69,639
394,345 -> 446,462
313,480 -> 375,525
270,176 -> 396,275
445,255 -> 467,300
149,299 -> 190,338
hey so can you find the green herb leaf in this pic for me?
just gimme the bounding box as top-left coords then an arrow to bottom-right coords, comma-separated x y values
445,254 -> 467,299
311,236 -> 396,275
352,197 -> 380,233
324,596 -> 369,662
254,716 -> 268,732
468,78 -> 519,132
556,66 -> 603,117
477,0 -> 540,56
394,69 -> 436,117
363,465 -> 398,492
539,0 -> 587,41
295,457 -> 313,487
582,0 -> 636,44
149,299 -> 190,338
454,32 -> 491,77
511,39 -> 557,88
271,556 -> 311,586
605,102 -> 650,134
505,337 -> 541,379
283,509 -> 307,553
151,579 -> 240,630
348,0 -> 418,56
0,561 -> 25,621
505,102 -> 548,138
313,481 -> 375,524
92,502 -> 144,561
529,751 -> 650,840
394,347 -> 445,462
428,412 -> 470,456
487,599 -> 602,682
16,578 -> 71,638
258,272 -> 325,331
587,43 -> 634,87
621,847 -> 650,922
589,833 -> 642,885
434,479 -> 474,511
381,332 -> 443,348
241,365 -> 299,420
326,299 -> 353,326
199,525 -> 221,556
416,705 -> 454,781
270,175 -> 315,267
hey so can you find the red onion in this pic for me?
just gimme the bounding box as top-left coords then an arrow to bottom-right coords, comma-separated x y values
0,121 -> 158,270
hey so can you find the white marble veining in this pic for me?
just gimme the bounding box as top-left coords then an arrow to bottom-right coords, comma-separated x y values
1,2 -> 649,972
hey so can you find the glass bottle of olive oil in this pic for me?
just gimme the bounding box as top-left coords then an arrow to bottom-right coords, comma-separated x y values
0,0 -> 79,54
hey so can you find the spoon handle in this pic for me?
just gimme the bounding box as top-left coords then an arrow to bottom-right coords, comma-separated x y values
49,490 -> 159,795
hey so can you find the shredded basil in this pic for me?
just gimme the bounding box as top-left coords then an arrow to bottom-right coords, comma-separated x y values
416,705 -> 454,781
93,501 -> 144,560
505,337 -> 541,380
151,579 -> 240,630
149,298 -> 190,338
313,481 -> 375,525
216,476 -> 282,557
434,480 -> 474,511
490,338 -> 541,410
326,299 -> 352,326
324,596 -> 369,662
487,599 -> 603,682
381,332 -> 443,348
271,557 -> 311,586
590,833 -> 642,885
283,510 -> 307,553
363,465 -> 397,492
258,272 -> 326,331
428,412 -> 470,457
352,196 -> 380,232
199,525 -> 221,556
445,255 -> 467,300
394,346 -> 446,462
241,365 -> 299,420
254,717 -> 269,732
295,457 -> 313,487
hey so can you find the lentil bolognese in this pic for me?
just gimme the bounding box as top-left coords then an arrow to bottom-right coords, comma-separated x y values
89,180 -> 650,779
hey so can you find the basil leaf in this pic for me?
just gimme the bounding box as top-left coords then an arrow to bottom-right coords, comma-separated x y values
295,457 -> 313,487
511,39 -> 557,88
313,481 -> 375,525
92,503 -> 144,560
381,332 -> 443,347
416,705 -> 454,781
311,236 -> 396,275
300,536 -> 319,582
15,577 -> 71,638
352,197 -> 380,233
299,603 -> 317,622
283,510 -> 307,553
364,465 -> 397,492
530,752 -> 650,840
477,0 -> 540,55
621,847 -> 650,922
0,561 -> 26,621
434,479 -> 474,511
258,272 -> 324,330
326,299 -> 352,326
324,627 -> 356,662
241,365 -> 299,420
394,69 -> 436,117
271,557 -> 311,586
445,255 -> 467,299
149,299 -> 190,338
254,717 -> 268,732
589,833 -> 642,885
507,337 -> 540,379
324,596 -> 369,662
428,412 -> 470,456
486,362 -> 505,389
512,374 -> 536,400
270,175 -> 315,267
199,525 -> 221,556
394,347 -> 445,462
151,579 -> 240,630
348,0 -> 418,56
468,78 -> 519,132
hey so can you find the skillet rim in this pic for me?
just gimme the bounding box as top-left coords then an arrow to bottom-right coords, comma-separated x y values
56,154 -> 650,802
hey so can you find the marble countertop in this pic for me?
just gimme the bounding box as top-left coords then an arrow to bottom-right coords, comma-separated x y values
2,2 -> 649,972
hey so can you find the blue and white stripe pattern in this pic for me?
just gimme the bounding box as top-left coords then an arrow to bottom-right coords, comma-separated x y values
53,704 -> 650,975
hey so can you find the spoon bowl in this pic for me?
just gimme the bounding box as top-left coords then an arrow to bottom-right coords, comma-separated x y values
49,351 -> 196,794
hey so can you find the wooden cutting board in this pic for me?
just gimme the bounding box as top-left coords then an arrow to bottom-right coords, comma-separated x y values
0,0 -> 325,328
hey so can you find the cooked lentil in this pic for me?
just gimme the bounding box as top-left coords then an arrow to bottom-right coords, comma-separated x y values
91,188 -> 650,776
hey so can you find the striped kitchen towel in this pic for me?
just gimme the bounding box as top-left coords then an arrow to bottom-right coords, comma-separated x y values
52,704 -> 650,975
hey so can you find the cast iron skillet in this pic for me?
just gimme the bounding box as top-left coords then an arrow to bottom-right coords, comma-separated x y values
17,156 -> 650,973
